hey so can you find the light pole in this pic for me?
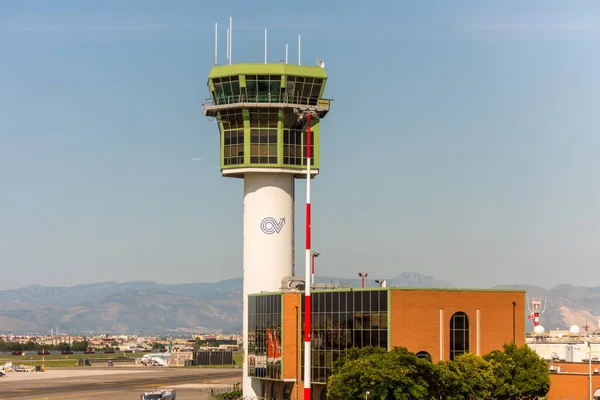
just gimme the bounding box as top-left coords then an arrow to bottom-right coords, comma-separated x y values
588,340 -> 593,400
311,251 -> 320,286
365,390 -> 370,400
358,272 -> 368,288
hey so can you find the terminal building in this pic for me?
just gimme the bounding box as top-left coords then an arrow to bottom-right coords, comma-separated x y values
247,285 -> 525,400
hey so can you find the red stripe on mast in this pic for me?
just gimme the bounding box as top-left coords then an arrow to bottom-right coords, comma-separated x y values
304,112 -> 312,400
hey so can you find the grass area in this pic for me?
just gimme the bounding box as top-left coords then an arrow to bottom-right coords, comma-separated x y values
1,352 -> 144,360
1,352 -> 245,369
6,360 -> 80,368
233,353 -> 243,364
0,352 -> 142,368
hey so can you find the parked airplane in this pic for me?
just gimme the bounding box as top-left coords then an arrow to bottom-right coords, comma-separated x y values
140,341 -> 172,367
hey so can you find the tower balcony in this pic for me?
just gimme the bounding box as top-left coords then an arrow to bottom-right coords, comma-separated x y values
204,94 -> 331,118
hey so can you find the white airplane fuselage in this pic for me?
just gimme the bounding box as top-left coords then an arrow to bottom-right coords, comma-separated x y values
140,353 -> 170,366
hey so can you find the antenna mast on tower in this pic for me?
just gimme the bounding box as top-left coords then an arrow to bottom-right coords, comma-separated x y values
527,295 -> 547,332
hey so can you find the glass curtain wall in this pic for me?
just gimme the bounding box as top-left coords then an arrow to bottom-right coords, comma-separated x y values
301,290 -> 388,384
248,294 -> 283,379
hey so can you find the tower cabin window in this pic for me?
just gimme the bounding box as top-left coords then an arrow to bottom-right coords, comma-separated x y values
212,76 -> 242,104
245,75 -> 281,103
284,77 -> 324,105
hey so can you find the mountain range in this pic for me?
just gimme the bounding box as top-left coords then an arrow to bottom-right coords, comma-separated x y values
0,273 -> 597,335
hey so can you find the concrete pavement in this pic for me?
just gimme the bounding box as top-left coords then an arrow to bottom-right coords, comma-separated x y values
0,367 -> 242,400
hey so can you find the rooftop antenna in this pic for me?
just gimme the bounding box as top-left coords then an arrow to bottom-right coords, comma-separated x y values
264,29 -> 267,64
214,22 -> 218,65
226,28 -> 230,65
298,35 -> 301,65
229,16 -> 232,65
285,44 -> 288,64
526,295 -> 547,329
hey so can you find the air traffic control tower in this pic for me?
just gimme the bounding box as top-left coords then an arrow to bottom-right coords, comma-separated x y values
204,62 -> 331,397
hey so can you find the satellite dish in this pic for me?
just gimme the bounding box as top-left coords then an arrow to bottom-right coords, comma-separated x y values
569,325 -> 581,335
316,60 -> 325,68
534,325 -> 546,335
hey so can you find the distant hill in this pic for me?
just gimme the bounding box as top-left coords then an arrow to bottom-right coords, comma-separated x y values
1,273 -> 599,334
314,272 -> 455,289
493,284 -> 600,333
0,280 -> 243,335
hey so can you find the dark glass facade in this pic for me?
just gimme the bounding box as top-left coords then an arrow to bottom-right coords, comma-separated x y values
301,290 -> 389,384
248,294 -> 282,379
450,312 -> 470,360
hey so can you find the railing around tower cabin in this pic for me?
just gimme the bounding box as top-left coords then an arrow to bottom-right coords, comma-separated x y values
203,94 -> 331,116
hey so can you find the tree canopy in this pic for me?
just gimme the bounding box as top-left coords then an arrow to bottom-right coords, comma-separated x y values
327,343 -> 550,400
483,342 -> 551,400
328,346 -> 437,400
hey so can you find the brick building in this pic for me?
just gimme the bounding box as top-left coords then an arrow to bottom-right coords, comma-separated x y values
247,287 -> 526,400
547,361 -> 600,399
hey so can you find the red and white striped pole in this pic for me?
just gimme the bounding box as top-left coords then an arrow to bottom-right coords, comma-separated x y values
304,113 -> 312,400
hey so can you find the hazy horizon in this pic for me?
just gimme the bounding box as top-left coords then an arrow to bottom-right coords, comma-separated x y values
0,271 -> 590,291
2,0 -> 599,290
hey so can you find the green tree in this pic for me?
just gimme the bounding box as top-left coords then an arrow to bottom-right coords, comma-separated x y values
22,341 -> 40,351
70,340 -> 89,352
152,342 -> 165,351
327,346 -> 434,400
484,342 -> 550,400
436,353 -> 495,400
55,342 -> 71,351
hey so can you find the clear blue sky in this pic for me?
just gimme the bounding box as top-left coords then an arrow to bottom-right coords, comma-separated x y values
1,0 -> 599,290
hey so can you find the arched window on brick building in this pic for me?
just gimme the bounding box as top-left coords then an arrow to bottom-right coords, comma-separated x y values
415,351 -> 432,361
450,312 -> 470,360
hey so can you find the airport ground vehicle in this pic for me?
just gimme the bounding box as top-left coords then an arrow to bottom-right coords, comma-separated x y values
140,389 -> 176,399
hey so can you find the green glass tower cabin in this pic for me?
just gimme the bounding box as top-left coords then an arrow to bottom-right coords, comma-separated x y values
203,63 -> 331,178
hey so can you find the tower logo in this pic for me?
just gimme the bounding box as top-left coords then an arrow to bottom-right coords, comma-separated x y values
261,217 -> 286,235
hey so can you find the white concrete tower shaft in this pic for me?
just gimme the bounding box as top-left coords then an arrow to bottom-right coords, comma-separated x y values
242,172 -> 294,396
